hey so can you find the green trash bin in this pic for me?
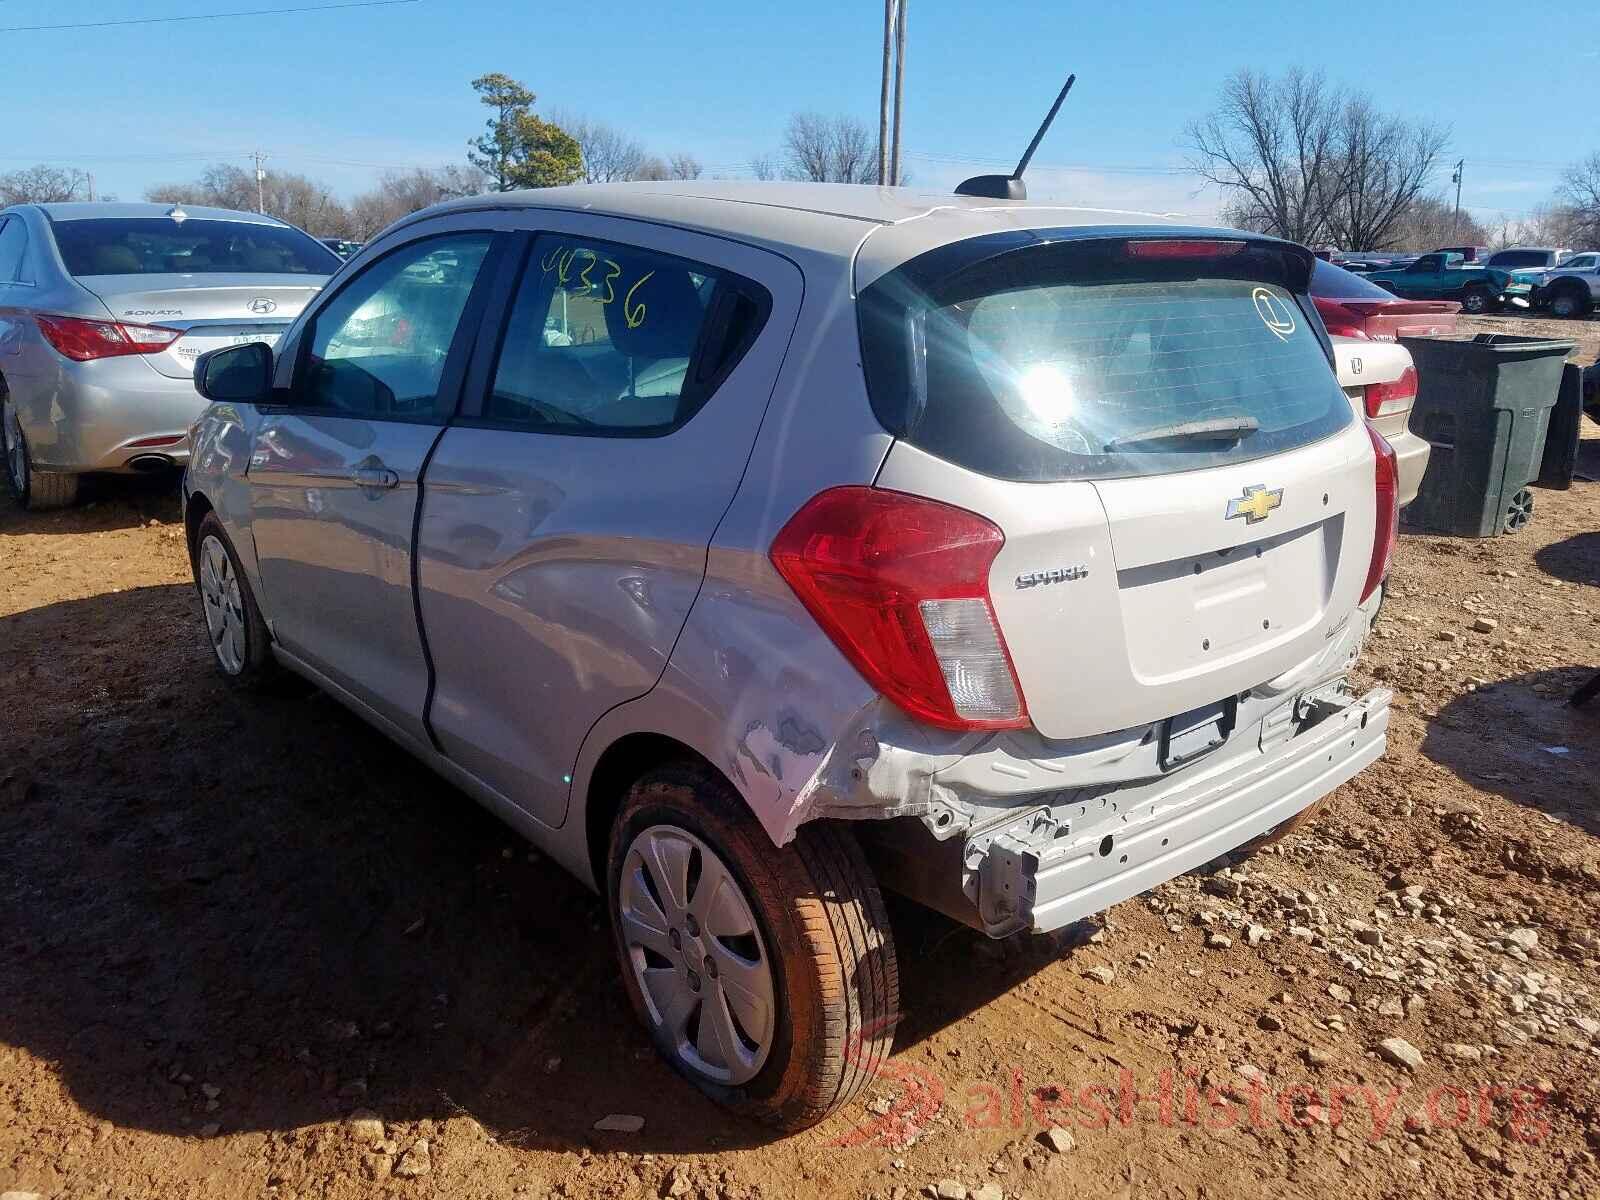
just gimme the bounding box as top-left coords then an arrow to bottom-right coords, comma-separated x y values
1398,333 -> 1575,537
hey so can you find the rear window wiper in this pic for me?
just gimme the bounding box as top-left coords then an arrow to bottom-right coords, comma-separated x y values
1104,416 -> 1259,452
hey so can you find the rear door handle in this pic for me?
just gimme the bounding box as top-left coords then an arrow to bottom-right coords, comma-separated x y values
351,465 -> 399,490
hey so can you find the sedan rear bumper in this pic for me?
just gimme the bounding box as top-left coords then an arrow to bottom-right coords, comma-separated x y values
7,353 -> 205,473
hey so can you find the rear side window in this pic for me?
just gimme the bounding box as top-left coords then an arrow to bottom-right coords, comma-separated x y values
859,236 -> 1350,482
0,217 -> 26,283
484,233 -> 767,434
51,217 -> 340,276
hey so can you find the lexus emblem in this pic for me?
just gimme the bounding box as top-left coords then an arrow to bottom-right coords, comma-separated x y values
247,297 -> 278,315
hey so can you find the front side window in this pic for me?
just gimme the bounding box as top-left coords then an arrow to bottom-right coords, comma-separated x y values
296,234 -> 492,421
860,235 -> 1350,482
485,234 -> 762,434
52,217 -> 341,276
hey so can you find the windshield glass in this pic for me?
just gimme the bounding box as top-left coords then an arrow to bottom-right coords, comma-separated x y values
859,236 -> 1351,481
53,217 -> 341,276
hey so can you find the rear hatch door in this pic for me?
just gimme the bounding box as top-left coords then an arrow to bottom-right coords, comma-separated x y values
77,275 -> 324,378
862,231 -> 1377,740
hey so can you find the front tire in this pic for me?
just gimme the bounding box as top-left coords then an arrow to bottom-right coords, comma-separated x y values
1460,285 -> 1494,315
193,512 -> 278,688
1548,286 -> 1588,319
2,393 -> 79,511
606,763 -> 899,1131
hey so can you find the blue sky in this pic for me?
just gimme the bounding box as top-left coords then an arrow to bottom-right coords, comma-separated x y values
2,0 -> 1592,227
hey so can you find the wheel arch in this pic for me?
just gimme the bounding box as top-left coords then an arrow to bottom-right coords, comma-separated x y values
184,488 -> 215,571
583,731 -> 726,892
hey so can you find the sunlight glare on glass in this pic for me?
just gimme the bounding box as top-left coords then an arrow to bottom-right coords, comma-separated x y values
1018,363 -> 1076,424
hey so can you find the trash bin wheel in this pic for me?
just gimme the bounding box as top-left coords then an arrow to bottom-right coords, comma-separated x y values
1502,487 -> 1534,533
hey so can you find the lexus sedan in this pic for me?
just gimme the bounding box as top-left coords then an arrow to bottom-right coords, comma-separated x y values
1,201 -> 340,509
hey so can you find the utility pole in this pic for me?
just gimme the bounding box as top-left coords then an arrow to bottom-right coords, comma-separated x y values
86,172 -> 96,203
252,149 -> 269,214
877,1 -> 893,185
1451,158 -> 1464,238
889,0 -> 908,187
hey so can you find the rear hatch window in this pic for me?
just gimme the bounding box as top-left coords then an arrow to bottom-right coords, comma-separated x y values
860,235 -> 1351,481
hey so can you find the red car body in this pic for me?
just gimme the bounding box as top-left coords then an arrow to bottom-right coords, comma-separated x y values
1311,259 -> 1459,342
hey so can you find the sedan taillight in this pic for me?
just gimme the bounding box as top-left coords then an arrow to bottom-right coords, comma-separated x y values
35,315 -> 181,362
1363,364 -> 1418,419
769,486 -> 1029,731
1361,424 -> 1400,604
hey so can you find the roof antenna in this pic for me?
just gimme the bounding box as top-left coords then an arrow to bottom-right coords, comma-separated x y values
955,73 -> 1076,201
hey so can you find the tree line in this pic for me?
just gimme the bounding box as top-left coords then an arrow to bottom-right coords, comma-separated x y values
4,67 -> 1596,253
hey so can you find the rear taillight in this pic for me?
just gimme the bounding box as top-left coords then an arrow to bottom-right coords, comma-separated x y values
1363,365 -> 1417,419
1361,424 -> 1399,604
35,315 -> 181,362
769,487 -> 1029,731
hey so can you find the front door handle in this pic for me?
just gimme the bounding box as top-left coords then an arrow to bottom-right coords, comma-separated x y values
351,465 -> 399,490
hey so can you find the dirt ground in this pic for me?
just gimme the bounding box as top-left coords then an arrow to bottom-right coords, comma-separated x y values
2,315 -> 1597,1200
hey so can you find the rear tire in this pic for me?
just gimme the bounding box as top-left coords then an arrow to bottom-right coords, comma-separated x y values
2,394 -> 79,511
193,512 -> 278,689
606,762 -> 899,1131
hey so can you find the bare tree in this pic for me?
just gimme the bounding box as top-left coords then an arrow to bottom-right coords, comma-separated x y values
630,156 -> 671,181
668,153 -> 703,180
1185,69 -> 1342,245
1323,98 -> 1449,250
749,156 -> 778,181
1387,195 -> 1488,251
557,112 -> 648,184
0,164 -> 93,205
779,113 -> 879,184
347,165 -> 489,240
1556,152 -> 1600,246
146,164 -> 350,233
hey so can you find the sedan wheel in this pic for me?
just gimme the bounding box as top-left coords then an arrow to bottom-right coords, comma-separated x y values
198,533 -> 247,675
619,824 -> 776,1086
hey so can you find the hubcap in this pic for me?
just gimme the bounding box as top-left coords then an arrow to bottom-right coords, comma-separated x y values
618,825 -> 776,1086
198,534 -> 247,674
2,398 -> 26,497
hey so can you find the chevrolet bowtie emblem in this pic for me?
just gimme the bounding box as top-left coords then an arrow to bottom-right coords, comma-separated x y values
1226,484 -> 1284,525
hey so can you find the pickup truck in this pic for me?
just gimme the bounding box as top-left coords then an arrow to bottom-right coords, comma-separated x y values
1523,252 -> 1600,318
1364,252 -> 1514,314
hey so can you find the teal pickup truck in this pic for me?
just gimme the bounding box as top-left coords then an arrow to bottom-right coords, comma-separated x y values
1365,252 -> 1515,314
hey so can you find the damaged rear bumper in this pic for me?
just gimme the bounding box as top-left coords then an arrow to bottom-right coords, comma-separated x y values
862,685 -> 1391,937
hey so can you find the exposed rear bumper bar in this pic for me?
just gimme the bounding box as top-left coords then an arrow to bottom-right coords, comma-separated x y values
862,686 -> 1391,938
1022,686 -> 1389,933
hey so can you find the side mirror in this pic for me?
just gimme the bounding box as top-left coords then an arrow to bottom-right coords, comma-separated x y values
195,341 -> 274,403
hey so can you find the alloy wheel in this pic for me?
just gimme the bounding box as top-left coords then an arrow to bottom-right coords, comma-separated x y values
198,534 -> 247,674
618,824 -> 776,1086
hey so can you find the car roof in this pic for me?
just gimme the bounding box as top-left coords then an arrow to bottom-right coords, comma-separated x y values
391,180 -> 1192,283
23,201 -> 292,226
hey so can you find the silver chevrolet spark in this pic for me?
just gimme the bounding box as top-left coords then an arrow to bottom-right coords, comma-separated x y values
0,201 -> 338,509
183,182 -> 1396,1130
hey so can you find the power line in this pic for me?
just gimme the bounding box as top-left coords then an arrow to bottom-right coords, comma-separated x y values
0,0 -> 419,33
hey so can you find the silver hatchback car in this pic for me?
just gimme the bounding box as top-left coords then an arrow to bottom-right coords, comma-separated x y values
184,182 -> 1395,1130
0,201 -> 338,508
